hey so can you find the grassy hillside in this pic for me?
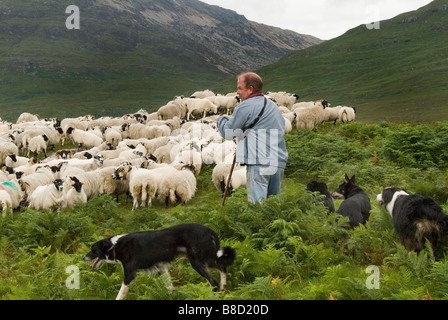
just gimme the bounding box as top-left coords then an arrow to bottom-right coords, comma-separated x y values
213,0 -> 448,123
2,121 -> 448,300
0,0 -> 228,122
0,0 -> 320,123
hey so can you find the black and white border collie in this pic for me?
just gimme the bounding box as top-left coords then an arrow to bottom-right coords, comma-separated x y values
377,187 -> 448,253
83,223 -> 236,300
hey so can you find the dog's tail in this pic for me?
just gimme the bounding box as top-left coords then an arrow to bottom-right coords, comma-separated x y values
217,247 -> 237,267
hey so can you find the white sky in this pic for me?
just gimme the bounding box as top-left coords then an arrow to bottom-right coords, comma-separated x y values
200,0 -> 433,40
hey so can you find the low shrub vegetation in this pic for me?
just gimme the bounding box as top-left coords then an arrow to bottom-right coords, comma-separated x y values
1,121 -> 448,300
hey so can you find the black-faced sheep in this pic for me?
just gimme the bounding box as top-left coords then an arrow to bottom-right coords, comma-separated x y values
112,164 -> 158,210
0,180 -> 23,216
157,165 -> 197,206
28,179 -> 65,211
339,106 -> 356,123
63,176 -> 87,209
266,91 -> 300,109
66,127 -> 104,149
293,100 -> 328,130
28,134 -> 49,158
184,98 -> 219,121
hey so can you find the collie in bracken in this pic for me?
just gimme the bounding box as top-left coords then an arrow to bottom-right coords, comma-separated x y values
377,187 -> 448,253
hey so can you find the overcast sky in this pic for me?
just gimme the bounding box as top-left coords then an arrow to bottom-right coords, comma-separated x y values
200,0 -> 433,40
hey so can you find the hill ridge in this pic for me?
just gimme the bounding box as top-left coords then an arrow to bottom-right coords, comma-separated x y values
0,0 -> 321,121
212,0 -> 448,123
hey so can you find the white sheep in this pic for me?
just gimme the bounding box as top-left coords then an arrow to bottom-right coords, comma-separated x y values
174,148 -> 202,174
95,166 -> 129,201
112,164 -> 158,210
5,154 -> 29,169
323,106 -> 343,124
294,100 -> 328,130
211,95 -> 240,115
28,179 -> 65,211
19,166 -> 55,200
184,98 -> 218,121
63,170 -> 101,200
267,92 -> 300,109
128,123 -> 171,140
0,141 -> 19,167
284,117 -> 293,135
16,112 -> 40,124
190,90 -> 214,99
157,97 -> 187,120
212,141 -> 236,165
66,127 -> 104,149
0,180 -> 23,215
64,156 -> 104,172
28,134 -> 49,157
212,163 -> 234,193
63,176 -> 88,209
226,165 -> 247,194
104,127 -> 123,148
152,140 -> 179,164
339,106 -> 356,123
0,190 -> 12,216
157,166 -> 196,206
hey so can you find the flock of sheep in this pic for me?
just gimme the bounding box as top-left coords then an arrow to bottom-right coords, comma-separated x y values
0,90 -> 356,214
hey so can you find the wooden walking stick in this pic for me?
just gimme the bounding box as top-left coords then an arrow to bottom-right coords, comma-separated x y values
222,153 -> 237,206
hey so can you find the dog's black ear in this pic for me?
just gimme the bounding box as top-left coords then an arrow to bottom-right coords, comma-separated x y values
98,238 -> 114,252
344,174 -> 350,182
350,175 -> 356,183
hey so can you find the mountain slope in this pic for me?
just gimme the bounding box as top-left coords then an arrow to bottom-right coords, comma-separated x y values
214,0 -> 448,122
0,0 -> 321,121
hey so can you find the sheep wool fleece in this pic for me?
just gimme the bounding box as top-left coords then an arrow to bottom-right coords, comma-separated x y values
217,95 -> 288,203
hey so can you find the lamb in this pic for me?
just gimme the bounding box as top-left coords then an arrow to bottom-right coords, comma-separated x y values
63,176 -> 88,209
157,166 -> 197,206
28,179 -> 65,211
66,127 -> 104,149
339,106 -> 356,123
184,98 -> 219,121
294,100 -> 328,130
0,180 -> 23,215
112,164 -> 158,210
